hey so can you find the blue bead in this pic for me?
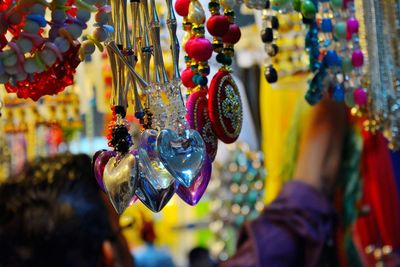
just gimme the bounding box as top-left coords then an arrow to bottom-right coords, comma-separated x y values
135,111 -> 145,119
323,39 -> 332,47
26,15 -> 47,27
192,74 -> 201,84
102,25 -> 114,33
199,76 -> 208,86
324,50 -> 340,67
333,84 -> 345,101
321,18 -> 333,33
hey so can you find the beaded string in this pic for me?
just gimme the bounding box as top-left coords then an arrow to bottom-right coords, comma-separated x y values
346,1 -> 367,108
262,0 -> 279,83
332,0 -> 352,104
216,0 -> 241,70
182,0 -> 212,91
165,0 -> 188,131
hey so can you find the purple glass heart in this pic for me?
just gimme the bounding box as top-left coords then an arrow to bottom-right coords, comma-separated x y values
129,195 -> 138,206
177,156 -> 212,206
93,150 -> 116,192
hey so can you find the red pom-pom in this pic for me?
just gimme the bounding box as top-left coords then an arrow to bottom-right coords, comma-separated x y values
222,23 -> 241,44
189,37 -> 213,62
181,67 -> 196,88
175,0 -> 191,17
207,15 -> 230,37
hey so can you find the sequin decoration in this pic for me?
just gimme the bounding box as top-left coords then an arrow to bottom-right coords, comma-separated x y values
186,90 -> 218,161
208,69 -> 243,143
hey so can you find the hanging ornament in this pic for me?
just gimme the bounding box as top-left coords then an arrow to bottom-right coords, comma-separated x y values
207,0 -> 243,144
0,0 -> 113,100
208,69 -> 243,143
179,0 -> 219,161
94,0 -> 211,213
261,0 -> 279,83
186,90 -> 218,160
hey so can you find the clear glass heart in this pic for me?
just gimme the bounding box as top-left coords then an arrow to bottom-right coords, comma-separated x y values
135,129 -> 177,212
157,128 -> 206,187
138,129 -> 176,189
103,151 -> 138,215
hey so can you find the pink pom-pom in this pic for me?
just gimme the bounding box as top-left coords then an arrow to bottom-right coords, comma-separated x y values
181,67 -> 196,88
347,17 -> 359,35
351,49 -> 364,68
353,87 -> 367,106
175,0 -> 191,17
189,37 -> 213,62
185,36 -> 195,54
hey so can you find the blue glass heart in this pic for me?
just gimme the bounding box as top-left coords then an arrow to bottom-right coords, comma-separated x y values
103,151 -> 138,215
136,129 -> 177,212
157,128 -> 206,188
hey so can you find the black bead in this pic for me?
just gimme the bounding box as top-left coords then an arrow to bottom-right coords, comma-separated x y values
302,16 -> 314,25
265,66 -> 278,83
267,44 -> 279,57
261,28 -> 273,43
271,16 -> 279,30
265,0 -> 270,9
114,106 -> 126,117
216,53 -> 225,64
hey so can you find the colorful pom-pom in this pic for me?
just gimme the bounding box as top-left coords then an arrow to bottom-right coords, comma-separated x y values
189,37 -> 213,62
222,23 -> 241,44
175,0 -> 191,17
353,87 -> 367,106
207,15 -> 230,37
182,68 -> 196,88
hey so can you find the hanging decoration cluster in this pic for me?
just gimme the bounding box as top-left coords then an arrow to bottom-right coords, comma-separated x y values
0,0 -> 112,100
208,143 -> 265,261
93,0 -> 243,214
244,0 -> 399,149
255,0 -> 367,108
360,0 -> 400,150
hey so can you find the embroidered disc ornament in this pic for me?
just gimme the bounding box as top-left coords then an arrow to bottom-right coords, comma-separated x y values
208,70 -> 243,144
186,90 -> 218,161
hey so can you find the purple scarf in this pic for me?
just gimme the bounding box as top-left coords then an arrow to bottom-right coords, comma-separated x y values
221,181 -> 335,267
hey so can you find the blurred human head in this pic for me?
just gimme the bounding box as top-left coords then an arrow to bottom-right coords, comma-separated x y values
0,153 -> 134,267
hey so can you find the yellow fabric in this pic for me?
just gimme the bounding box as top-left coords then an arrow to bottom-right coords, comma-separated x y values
260,71 -> 310,204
